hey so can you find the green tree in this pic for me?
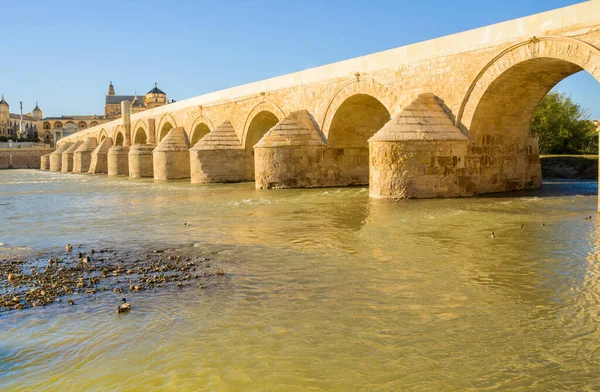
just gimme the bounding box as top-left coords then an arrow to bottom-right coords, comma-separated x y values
531,91 -> 598,154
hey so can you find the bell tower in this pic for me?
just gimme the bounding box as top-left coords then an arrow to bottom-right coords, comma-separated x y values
108,81 -> 115,96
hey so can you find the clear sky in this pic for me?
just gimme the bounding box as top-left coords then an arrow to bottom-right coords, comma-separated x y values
1,0 -> 598,118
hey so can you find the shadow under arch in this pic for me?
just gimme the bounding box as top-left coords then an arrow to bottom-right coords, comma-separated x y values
133,127 -> 148,145
157,114 -> 177,142
243,101 -> 285,181
327,93 -> 390,185
457,36 -> 600,195
189,115 -> 214,147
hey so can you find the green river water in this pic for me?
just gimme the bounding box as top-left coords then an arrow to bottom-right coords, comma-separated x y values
1,170 -> 600,391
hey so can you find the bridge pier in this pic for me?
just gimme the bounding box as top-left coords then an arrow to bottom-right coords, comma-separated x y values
73,137 -> 98,174
190,121 -> 245,184
49,143 -> 72,172
61,141 -> 83,173
89,137 -> 113,174
255,110 -> 328,189
129,145 -> 155,178
153,127 -> 190,180
369,93 -> 470,199
40,154 -> 50,170
107,146 -> 130,176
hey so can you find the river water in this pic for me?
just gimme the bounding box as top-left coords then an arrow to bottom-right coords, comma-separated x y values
1,170 -> 600,391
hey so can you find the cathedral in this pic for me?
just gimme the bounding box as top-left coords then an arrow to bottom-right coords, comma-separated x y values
0,82 -> 168,146
104,82 -> 168,119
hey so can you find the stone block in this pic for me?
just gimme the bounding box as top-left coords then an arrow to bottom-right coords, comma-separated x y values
73,137 -> 98,174
61,141 -> 83,173
50,142 -> 73,172
129,145 -> 155,178
153,127 -> 190,180
108,146 -> 130,176
89,137 -> 113,174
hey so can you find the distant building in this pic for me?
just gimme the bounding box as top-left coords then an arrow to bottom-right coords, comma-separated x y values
0,95 -> 41,140
104,82 -> 168,119
1,81 -> 168,146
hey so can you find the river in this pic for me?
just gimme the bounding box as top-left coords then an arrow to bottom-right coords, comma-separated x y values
1,170 -> 599,391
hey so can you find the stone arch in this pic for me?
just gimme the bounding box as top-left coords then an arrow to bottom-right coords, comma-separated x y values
54,121 -> 63,128
132,120 -> 148,145
188,115 -> 214,147
90,121 -> 99,127
114,131 -> 124,146
157,114 -> 177,142
243,101 -> 284,180
133,127 -> 148,145
43,121 -> 51,130
321,78 -> 396,140
98,129 -> 108,142
326,93 -> 390,185
458,36 -> 600,132
78,121 -> 87,128
456,36 -> 600,194
241,101 -> 285,147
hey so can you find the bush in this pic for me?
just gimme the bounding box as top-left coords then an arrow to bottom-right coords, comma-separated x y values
531,91 -> 598,154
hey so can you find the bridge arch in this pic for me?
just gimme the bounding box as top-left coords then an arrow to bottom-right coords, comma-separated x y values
243,101 -> 285,180
114,126 -> 125,146
457,36 -> 600,193
133,127 -> 148,145
189,115 -> 214,147
321,78 -> 395,141
132,120 -> 148,145
98,129 -> 108,142
157,114 -> 177,142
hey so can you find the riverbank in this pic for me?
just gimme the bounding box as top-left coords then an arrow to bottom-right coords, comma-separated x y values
541,154 -> 598,179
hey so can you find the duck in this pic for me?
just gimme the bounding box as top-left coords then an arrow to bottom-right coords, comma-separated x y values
82,256 -> 90,264
520,224 -> 524,229
541,222 -> 546,227
585,216 -> 593,220
491,232 -> 496,238
65,244 -> 73,252
117,298 -> 131,314
68,299 -> 75,305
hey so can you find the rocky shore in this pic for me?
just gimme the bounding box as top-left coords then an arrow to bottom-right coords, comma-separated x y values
0,246 -> 226,312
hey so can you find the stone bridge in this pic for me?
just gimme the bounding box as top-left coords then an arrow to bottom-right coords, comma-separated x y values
45,2 -> 600,200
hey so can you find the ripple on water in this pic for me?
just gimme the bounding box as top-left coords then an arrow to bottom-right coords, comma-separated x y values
1,172 -> 600,390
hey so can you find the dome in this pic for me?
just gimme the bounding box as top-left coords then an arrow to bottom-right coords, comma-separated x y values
147,83 -> 166,95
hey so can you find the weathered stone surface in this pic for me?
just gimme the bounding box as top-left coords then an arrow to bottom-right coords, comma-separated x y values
255,110 -> 328,189
0,149 -> 53,170
50,143 -> 72,172
107,146 -> 130,176
61,141 -> 83,173
369,94 -> 469,199
40,153 -> 51,170
190,121 -> 244,184
129,145 -> 155,178
153,127 -> 190,180
52,2 -> 600,199
89,137 -> 113,174
73,137 -> 98,174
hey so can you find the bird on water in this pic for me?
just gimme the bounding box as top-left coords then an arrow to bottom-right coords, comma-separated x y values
491,232 -> 496,238
65,244 -> 73,252
117,298 -> 131,314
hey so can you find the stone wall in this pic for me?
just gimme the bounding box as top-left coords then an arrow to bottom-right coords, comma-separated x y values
0,148 -> 54,169
50,2 -> 600,198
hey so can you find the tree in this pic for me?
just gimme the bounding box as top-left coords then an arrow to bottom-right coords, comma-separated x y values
531,91 -> 598,154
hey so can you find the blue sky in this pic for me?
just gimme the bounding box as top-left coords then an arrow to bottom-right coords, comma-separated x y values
1,0 -> 598,118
